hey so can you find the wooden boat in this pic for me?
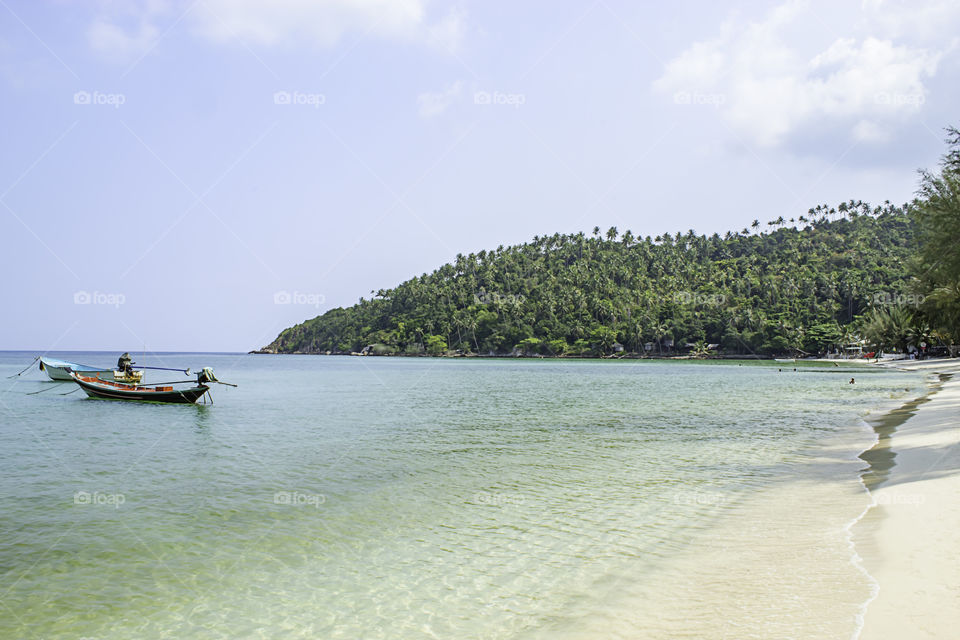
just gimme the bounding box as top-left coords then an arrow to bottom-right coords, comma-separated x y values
69,367 -> 233,404
39,357 -> 142,382
70,373 -> 209,404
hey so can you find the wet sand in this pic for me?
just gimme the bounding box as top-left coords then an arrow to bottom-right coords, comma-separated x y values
858,359 -> 960,639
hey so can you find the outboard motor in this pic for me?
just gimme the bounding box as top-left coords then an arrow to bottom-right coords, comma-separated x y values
117,352 -> 134,373
196,367 -> 219,384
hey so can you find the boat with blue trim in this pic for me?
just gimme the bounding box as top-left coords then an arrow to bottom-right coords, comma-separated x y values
39,357 -> 140,383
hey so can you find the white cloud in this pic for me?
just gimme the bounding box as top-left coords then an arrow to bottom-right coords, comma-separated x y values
654,0 -> 947,147
860,0 -> 960,42
87,20 -> 159,57
852,119 -> 890,143
417,80 -> 462,118
193,0 -> 419,46
85,0 -> 168,58
86,0 -> 464,57
422,7 -> 465,54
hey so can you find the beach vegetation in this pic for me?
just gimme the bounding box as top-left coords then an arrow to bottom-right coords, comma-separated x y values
266,203 -> 917,357
912,126 -> 960,355
266,126 -> 960,359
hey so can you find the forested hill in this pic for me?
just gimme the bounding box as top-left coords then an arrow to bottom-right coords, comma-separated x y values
263,202 -> 916,357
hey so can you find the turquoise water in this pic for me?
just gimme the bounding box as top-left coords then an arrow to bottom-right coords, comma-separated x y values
0,353 -> 925,638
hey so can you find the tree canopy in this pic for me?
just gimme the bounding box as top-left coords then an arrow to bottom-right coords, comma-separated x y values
264,201 -> 920,357
911,126 -> 960,354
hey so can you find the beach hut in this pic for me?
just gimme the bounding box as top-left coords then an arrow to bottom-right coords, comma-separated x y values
842,342 -> 864,358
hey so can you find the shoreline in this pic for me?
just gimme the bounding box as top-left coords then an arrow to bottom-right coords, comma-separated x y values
250,349 -> 897,362
856,359 -> 960,639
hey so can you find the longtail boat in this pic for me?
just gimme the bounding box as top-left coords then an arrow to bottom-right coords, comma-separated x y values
69,368 -> 233,404
40,357 -> 121,382
36,356 -> 189,383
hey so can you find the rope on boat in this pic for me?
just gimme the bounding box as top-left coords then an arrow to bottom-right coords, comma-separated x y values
0,388 -> 51,395
8,356 -> 40,378
59,387 -> 81,395
27,383 -> 70,395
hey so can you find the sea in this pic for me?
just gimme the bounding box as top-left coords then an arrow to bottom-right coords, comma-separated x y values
0,352 -> 930,639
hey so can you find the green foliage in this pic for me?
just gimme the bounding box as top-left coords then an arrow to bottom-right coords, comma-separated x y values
571,339 -> 592,356
424,335 -> 447,355
516,337 -> 542,355
860,306 -> 914,353
803,322 -> 843,353
546,338 -> 569,356
912,126 -> 960,351
266,203 -> 919,356
369,343 -> 394,355
589,326 -> 618,352
689,340 -> 714,358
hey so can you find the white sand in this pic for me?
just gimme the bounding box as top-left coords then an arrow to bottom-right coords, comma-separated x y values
858,359 -> 960,639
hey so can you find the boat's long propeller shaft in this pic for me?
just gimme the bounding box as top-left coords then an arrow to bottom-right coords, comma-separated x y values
135,366 -> 191,374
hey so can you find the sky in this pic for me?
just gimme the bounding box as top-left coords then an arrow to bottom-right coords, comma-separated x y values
1,0 -> 958,352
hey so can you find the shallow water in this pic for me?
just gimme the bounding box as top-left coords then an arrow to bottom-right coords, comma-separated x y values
0,353 -> 924,638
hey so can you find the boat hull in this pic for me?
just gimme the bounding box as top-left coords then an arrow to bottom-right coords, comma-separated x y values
40,358 -> 141,383
71,374 -> 209,404
40,358 -> 113,381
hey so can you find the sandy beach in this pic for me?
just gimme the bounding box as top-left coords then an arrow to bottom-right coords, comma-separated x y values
858,359 -> 960,639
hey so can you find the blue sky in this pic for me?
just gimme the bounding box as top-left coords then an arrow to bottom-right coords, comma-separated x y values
1,0 -> 958,351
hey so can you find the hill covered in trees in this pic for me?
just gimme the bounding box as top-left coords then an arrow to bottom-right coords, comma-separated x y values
263,202 -> 919,357
262,127 -> 959,359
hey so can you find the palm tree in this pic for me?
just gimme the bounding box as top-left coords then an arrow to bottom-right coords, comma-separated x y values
631,320 -> 644,353
653,322 -> 668,355
907,317 -> 933,354
862,306 -> 914,354
690,340 -> 712,358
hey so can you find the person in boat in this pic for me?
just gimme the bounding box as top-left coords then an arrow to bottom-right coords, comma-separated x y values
117,352 -> 134,375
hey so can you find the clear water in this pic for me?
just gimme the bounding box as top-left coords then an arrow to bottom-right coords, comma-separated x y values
0,353 -> 926,638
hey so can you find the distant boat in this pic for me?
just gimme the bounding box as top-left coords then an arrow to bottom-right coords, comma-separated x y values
774,358 -> 796,363
39,357 -> 141,383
